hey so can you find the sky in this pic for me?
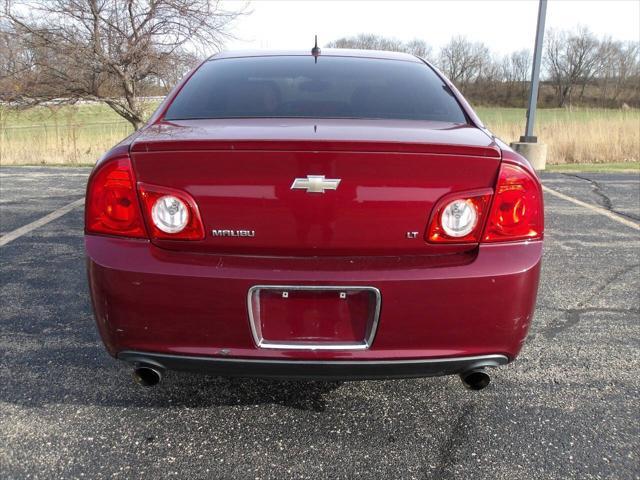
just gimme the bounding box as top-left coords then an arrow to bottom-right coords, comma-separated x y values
225,0 -> 640,55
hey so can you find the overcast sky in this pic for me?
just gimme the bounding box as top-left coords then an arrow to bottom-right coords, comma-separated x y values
225,0 -> 640,55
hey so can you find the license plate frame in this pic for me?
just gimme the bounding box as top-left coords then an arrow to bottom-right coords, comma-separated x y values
247,285 -> 381,350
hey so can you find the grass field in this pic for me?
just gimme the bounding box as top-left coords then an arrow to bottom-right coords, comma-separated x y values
476,107 -> 640,166
1,103 -> 638,166
0,103 -> 153,166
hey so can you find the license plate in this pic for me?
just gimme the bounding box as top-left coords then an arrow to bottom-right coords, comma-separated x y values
247,285 -> 381,350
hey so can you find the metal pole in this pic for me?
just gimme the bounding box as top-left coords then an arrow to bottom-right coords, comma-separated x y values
521,0 -> 547,143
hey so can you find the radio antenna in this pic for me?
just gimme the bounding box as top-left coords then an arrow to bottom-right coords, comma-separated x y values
311,35 -> 321,63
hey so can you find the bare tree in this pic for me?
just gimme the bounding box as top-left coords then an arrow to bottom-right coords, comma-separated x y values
510,49 -> 532,101
2,0 -> 246,129
438,36 -> 489,90
544,27 -> 601,107
617,41 -> 640,104
405,38 -> 432,62
499,49 -> 531,104
598,39 -> 640,105
327,33 -> 404,52
326,34 -> 433,61
0,20 -> 31,98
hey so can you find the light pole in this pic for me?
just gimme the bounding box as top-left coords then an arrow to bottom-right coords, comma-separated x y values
511,0 -> 549,170
522,0 -> 547,142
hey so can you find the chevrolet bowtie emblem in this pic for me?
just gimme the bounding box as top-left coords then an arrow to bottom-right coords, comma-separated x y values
291,175 -> 341,194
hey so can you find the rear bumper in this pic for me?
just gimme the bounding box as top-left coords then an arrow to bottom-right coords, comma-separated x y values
119,351 -> 508,380
86,235 -> 542,369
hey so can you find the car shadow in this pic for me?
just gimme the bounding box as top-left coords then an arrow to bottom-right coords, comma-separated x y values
0,341 -> 353,412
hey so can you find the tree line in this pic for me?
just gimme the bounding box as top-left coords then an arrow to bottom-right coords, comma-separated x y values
1,1 -> 638,131
328,31 -> 639,109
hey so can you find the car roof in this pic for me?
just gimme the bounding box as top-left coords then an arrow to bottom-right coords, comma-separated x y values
208,49 -> 423,63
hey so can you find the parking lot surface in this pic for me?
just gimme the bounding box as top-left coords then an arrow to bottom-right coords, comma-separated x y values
1,167 -> 639,479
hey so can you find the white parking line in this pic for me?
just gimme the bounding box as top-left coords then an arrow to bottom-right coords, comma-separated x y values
542,185 -> 640,231
0,198 -> 85,247
0,185 -> 637,247
0,173 -> 89,177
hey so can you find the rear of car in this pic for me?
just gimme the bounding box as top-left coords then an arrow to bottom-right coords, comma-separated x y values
85,51 -> 543,388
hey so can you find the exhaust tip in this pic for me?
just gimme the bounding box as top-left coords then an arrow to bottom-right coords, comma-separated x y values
133,366 -> 163,387
460,369 -> 491,390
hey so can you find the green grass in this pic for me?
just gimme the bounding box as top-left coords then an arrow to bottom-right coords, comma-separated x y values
4,103 -> 635,129
1,102 -> 159,127
4,103 -> 632,128
474,106 -> 638,126
1,103 -> 639,165
546,161 -> 640,173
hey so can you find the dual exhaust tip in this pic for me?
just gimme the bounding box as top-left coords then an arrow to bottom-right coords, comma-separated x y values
133,366 -> 163,387
459,368 -> 491,390
132,365 -> 492,390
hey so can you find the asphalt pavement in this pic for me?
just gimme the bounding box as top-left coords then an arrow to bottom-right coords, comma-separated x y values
0,167 -> 638,480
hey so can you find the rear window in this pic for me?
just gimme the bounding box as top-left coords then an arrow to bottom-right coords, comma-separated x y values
165,56 -> 468,123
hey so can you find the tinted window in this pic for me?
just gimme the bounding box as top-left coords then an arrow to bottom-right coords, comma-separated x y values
165,56 -> 467,123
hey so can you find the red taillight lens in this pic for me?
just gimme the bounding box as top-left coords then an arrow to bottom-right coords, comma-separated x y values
85,157 -> 147,238
138,183 -> 205,240
426,191 -> 492,243
482,162 -> 544,242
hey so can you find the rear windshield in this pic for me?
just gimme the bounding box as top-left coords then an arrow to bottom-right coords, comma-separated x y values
165,56 -> 468,123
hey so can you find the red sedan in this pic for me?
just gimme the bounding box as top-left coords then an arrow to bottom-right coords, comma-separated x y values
85,49 -> 543,390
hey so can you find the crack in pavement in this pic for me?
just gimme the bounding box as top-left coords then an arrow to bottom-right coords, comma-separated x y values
543,307 -> 640,339
539,263 -> 640,340
562,173 -> 640,222
429,403 -> 476,480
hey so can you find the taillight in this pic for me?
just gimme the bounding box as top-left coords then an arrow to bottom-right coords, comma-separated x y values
85,157 -> 147,238
482,162 -> 543,242
426,191 -> 492,243
138,183 -> 204,240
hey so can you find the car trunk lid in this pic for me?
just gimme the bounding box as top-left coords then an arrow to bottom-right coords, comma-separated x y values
130,119 -> 501,255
